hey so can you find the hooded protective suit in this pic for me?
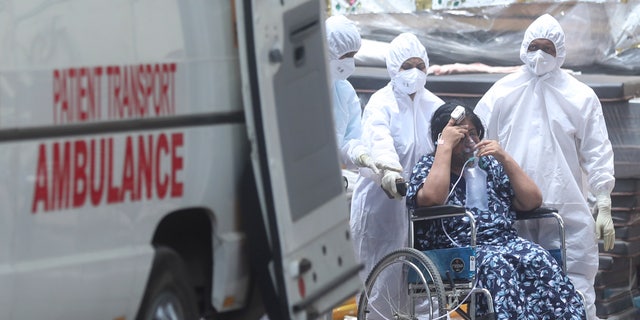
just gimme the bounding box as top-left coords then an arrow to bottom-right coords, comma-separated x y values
325,15 -> 366,169
350,32 -> 444,319
474,14 -> 615,320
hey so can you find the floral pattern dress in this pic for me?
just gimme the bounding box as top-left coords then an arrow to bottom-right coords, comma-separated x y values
406,154 -> 586,320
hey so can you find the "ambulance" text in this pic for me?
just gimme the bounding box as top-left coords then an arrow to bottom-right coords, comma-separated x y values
31,132 -> 184,213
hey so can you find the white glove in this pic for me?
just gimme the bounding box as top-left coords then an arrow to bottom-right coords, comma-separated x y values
596,193 -> 615,251
381,170 -> 404,200
350,145 -> 380,175
354,153 -> 379,175
375,161 -> 403,173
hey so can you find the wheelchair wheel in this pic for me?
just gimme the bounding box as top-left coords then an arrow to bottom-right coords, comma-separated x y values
357,247 -> 447,320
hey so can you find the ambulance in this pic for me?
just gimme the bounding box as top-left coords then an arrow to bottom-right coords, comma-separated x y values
0,0 -> 361,319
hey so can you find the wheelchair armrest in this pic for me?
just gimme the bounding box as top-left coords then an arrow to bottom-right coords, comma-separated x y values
514,206 -> 559,220
410,204 -> 478,247
411,205 -> 467,221
514,206 -> 567,271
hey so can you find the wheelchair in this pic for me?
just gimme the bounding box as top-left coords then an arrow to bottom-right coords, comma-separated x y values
356,205 -> 566,320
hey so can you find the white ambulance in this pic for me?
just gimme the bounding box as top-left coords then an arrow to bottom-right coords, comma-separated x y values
0,0 -> 361,319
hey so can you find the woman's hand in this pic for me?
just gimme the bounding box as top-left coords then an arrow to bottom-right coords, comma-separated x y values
439,118 -> 468,149
474,140 -> 507,163
475,139 -> 542,211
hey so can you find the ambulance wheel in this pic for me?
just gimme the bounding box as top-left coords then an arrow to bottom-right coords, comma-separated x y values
136,247 -> 199,320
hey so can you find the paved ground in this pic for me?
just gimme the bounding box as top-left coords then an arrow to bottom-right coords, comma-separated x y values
332,297 -> 468,319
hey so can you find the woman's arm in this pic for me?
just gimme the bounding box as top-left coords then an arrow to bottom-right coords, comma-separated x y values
475,140 -> 542,211
416,144 -> 452,206
416,119 -> 467,206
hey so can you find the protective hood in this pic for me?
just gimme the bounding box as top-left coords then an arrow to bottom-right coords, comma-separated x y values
325,15 -> 361,61
385,33 -> 429,79
519,14 -> 566,70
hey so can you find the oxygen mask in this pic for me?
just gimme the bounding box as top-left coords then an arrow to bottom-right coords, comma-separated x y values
463,135 -> 477,160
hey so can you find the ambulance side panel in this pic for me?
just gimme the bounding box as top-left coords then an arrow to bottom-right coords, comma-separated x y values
0,1 -> 248,319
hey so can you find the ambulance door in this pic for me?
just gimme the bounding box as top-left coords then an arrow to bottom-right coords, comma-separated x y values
234,0 -> 362,319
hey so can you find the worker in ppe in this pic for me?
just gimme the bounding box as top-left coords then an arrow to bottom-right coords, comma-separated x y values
325,15 -> 378,200
350,32 -> 444,319
474,14 -> 615,320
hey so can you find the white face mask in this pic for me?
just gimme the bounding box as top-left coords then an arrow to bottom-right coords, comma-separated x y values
526,50 -> 556,76
392,68 -> 427,95
330,58 -> 355,81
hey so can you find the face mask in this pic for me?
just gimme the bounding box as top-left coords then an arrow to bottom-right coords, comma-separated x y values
330,58 -> 355,81
526,50 -> 556,76
392,68 -> 427,95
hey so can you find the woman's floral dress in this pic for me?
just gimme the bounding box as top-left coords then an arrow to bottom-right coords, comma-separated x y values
406,154 -> 586,320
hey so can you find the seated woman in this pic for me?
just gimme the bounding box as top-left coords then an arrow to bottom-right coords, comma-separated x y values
405,102 -> 586,319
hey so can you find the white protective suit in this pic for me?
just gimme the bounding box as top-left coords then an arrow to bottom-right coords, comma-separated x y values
350,33 -> 444,318
326,15 -> 377,201
326,15 -> 365,169
474,14 -> 615,320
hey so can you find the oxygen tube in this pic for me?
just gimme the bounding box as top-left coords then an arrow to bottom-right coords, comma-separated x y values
439,137 -> 486,319
443,136 -> 488,247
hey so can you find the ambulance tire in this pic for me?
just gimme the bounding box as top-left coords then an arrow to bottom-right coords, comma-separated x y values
136,247 -> 199,320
